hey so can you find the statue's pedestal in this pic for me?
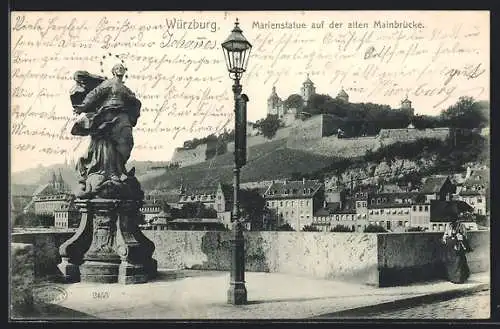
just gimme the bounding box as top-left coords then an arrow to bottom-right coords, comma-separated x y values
58,199 -> 157,284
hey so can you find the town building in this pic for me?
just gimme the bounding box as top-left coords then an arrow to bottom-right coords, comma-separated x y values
420,175 -> 455,203
215,182 -> 233,228
409,203 -> 431,229
367,192 -> 418,231
25,171 -> 75,216
54,202 -> 80,229
428,200 -> 475,232
178,185 -> 217,209
140,201 -> 163,224
457,168 -> 489,216
264,178 -> 324,231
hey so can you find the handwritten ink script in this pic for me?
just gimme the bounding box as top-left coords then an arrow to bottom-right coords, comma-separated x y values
10,11 -> 489,171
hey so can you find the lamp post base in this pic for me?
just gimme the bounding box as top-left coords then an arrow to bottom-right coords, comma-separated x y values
227,282 -> 247,305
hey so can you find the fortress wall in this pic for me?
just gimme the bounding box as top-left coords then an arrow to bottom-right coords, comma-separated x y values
227,126 -> 292,152
287,134 -> 380,158
288,115 -> 325,145
378,128 -> 451,145
171,143 -> 208,167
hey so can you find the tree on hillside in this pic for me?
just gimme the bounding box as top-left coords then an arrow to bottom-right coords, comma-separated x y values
178,202 -> 217,219
284,94 -> 305,111
254,115 -> 284,139
440,96 -> 489,129
239,188 -> 267,230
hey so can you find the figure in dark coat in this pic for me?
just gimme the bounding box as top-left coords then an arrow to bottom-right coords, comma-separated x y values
441,204 -> 472,284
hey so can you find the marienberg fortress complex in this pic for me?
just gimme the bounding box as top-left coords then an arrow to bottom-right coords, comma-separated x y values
171,75 -> 451,168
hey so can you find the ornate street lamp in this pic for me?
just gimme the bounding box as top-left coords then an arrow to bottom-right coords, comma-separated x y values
221,18 -> 252,305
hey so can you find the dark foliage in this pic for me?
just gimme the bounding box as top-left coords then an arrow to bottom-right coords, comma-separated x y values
277,223 -> 295,231
330,224 -> 354,232
364,224 -> 387,233
301,224 -> 321,232
254,115 -> 284,139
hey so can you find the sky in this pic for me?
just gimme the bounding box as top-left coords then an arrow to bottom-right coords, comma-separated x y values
10,11 -> 489,172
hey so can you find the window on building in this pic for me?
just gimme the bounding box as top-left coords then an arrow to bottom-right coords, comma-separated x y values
419,205 -> 423,211
386,221 -> 391,230
478,198 -> 483,203
424,205 -> 429,211
380,209 -> 384,214
280,201 -> 283,207
306,201 -> 310,206
398,221 -> 403,226
336,215 -> 339,221
478,209 -> 483,215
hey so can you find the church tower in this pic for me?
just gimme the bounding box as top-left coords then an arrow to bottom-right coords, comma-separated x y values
300,74 -> 316,105
50,171 -> 58,189
57,171 -> 66,192
267,86 -> 284,117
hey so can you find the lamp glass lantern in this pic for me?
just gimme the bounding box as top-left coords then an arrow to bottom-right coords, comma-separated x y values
222,19 -> 252,79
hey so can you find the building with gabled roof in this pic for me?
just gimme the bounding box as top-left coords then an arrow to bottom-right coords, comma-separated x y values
420,175 -> 455,202
264,178 -> 324,231
457,168 -> 489,216
27,170 -> 74,216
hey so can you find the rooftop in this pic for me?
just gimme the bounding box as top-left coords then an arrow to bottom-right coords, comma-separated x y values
420,176 -> 451,194
264,180 -> 323,199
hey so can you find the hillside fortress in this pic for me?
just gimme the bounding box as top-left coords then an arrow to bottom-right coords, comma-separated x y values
172,75 -> 448,167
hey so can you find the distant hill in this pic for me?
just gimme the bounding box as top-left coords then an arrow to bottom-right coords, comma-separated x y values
140,139 -> 337,190
11,164 -> 80,193
10,160 -> 172,192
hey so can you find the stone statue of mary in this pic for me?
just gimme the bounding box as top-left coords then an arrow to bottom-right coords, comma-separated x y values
70,64 -> 143,200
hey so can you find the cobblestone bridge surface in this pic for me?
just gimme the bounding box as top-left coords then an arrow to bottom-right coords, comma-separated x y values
371,290 -> 490,319
333,289 -> 491,319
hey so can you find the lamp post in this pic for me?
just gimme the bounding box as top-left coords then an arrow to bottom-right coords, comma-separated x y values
221,18 -> 252,305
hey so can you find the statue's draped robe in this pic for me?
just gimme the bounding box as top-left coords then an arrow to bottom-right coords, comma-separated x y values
70,72 -> 141,185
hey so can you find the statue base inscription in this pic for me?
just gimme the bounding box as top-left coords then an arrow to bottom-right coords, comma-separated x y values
59,199 -> 157,284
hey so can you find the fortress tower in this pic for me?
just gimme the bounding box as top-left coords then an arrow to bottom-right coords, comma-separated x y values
336,87 -> 349,103
267,86 -> 285,118
300,74 -> 316,105
400,94 -> 414,116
